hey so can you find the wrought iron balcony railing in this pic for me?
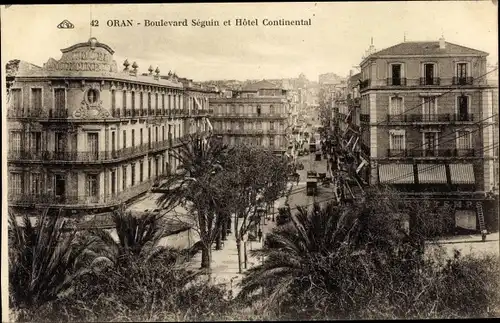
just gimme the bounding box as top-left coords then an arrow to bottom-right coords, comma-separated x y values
360,114 -> 370,122
8,179 -> 154,207
419,77 -> 441,86
386,78 -> 407,86
452,77 -> 474,85
387,148 -> 476,158
386,113 -> 475,123
359,79 -> 371,90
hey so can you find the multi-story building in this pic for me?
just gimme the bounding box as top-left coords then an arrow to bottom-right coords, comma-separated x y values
358,37 -> 499,233
6,37 -> 215,217
209,80 -> 291,154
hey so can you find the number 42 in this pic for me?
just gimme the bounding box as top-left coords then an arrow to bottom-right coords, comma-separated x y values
90,20 -> 99,27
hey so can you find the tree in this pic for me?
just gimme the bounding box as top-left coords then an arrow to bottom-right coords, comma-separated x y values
155,133 -> 231,269
238,188 -> 457,319
222,144 -> 289,273
85,205 -> 185,267
8,208 -> 98,309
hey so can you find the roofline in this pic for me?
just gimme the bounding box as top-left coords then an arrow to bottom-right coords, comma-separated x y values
11,75 -> 184,89
360,52 -> 488,67
61,42 -> 115,55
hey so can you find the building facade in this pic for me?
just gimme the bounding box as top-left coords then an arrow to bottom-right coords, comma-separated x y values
6,38 -> 214,216
209,80 -> 291,154
357,38 -> 499,233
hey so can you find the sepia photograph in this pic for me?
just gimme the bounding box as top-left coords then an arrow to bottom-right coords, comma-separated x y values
1,1 -> 499,321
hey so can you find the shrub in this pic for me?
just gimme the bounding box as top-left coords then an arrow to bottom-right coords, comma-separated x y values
18,255 -> 233,322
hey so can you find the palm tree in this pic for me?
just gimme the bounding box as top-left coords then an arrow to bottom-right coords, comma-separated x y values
239,198 -> 419,315
85,205 -> 187,267
156,133 -> 231,269
8,208 -> 98,309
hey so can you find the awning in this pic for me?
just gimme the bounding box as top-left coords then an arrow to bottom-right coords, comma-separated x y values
417,164 -> 447,184
449,164 -> 475,184
379,164 -> 415,184
205,118 -> 213,131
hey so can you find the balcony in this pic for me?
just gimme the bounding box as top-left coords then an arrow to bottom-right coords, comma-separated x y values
452,77 -> 474,85
419,77 -> 441,86
386,78 -> 407,86
8,179 -> 154,208
387,148 -> 476,158
7,141 -> 176,163
386,113 -> 474,123
359,79 -> 371,90
360,114 -> 370,122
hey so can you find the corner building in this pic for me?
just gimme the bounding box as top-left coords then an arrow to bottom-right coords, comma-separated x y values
358,38 -> 499,233
6,38 -> 215,216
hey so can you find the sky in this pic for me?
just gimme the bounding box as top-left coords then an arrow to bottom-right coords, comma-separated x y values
1,2 -> 498,82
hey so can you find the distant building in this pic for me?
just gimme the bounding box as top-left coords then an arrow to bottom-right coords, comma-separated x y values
209,80 -> 291,154
356,37 -> 498,233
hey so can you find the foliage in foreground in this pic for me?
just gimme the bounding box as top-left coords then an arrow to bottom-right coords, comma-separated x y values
15,255 -> 233,322
8,208 -> 97,310
239,197 -> 500,320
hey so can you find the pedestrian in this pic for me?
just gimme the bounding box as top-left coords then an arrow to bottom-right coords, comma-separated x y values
258,228 -> 263,242
296,172 -> 300,185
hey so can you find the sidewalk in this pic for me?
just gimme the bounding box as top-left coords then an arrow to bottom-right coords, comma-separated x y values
185,187 -> 295,296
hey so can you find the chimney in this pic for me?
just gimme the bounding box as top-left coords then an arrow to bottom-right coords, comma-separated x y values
439,36 -> 446,49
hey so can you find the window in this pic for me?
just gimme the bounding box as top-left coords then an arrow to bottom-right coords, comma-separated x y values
140,92 -> 144,113
122,166 -> 127,190
111,90 -> 116,111
162,94 -> 165,113
231,105 -> 236,114
270,105 -> 275,114
270,121 -> 275,130
257,121 -> 262,130
55,132 -> 66,153
148,159 -> 152,179
31,132 -> 41,154
423,63 -> 436,85
10,89 -> 22,114
87,133 -> 99,160
390,96 -> 403,115
54,88 -> 65,112
131,92 -> 135,111
269,136 -> 275,147
457,95 -> 470,121
86,174 -> 98,198
257,105 -> 262,116
140,129 -> 143,145
111,170 -> 116,195
457,63 -> 468,78
162,126 -> 165,141
10,173 -> 22,195
239,121 -> 244,130
422,97 -> 436,121
131,163 -> 136,186
123,130 -> 126,148
10,131 -> 21,153
391,64 -> 402,85
123,91 -> 127,113
389,130 -> 405,151
148,93 -> 152,112
131,129 -> 135,147
87,89 -> 99,104
32,173 -> 42,194
155,127 -> 159,142
148,128 -> 152,147
139,161 -> 144,182
31,88 -> 42,111
256,137 -> 262,146
423,132 -> 438,155
457,131 -> 472,149
155,93 -> 159,113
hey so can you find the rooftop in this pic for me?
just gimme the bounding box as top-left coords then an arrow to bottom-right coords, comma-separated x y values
369,40 -> 489,58
241,79 -> 283,92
